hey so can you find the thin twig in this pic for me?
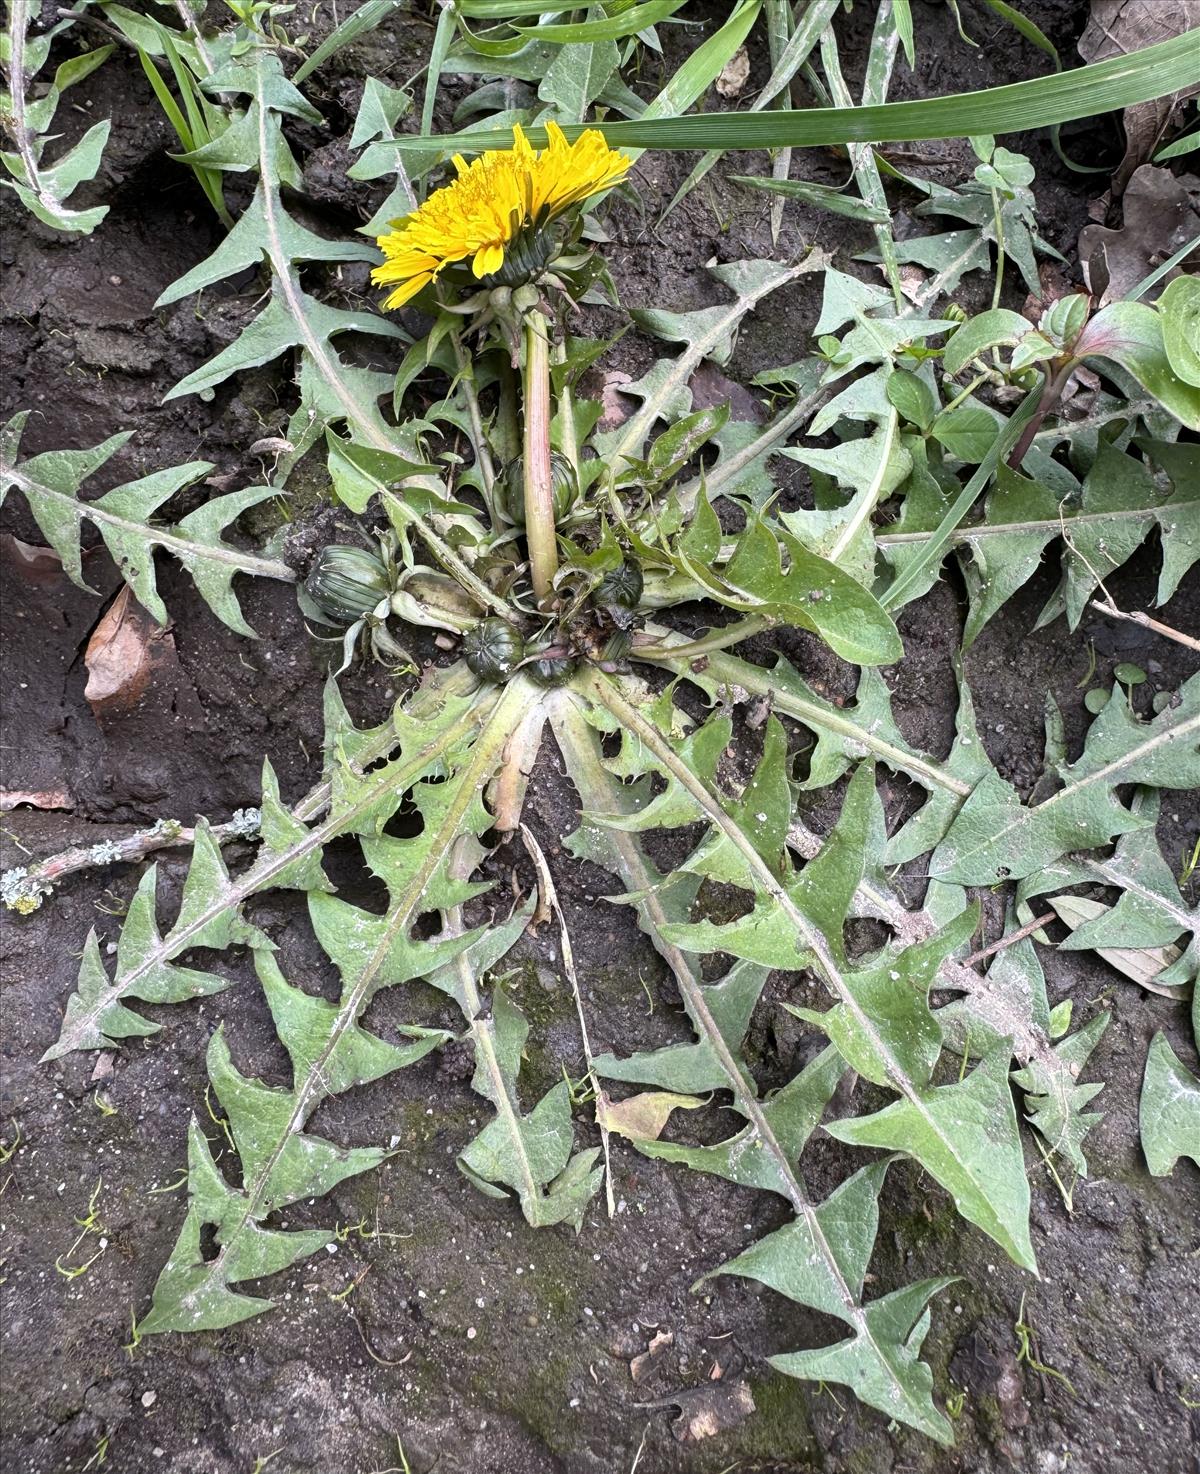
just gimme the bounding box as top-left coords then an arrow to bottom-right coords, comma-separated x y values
960,912 -> 1057,969
2,813 -> 261,914
1088,597 -> 1200,654
2,675 -> 423,913
1060,512 -> 1200,653
519,823 -> 615,1217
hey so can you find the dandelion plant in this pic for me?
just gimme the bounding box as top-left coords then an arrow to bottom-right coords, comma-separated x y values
8,4 -> 1200,1457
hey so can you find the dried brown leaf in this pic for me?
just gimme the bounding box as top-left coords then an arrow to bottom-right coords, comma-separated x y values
598,369 -> 634,430
0,788 -> 73,812
1078,165 -> 1200,305
630,1328 -> 674,1384
669,1380 -> 756,1442
596,1090 -> 704,1143
715,46 -> 750,99
0,533 -> 65,580
1077,0 -> 1200,191
1048,895 -> 1186,997
84,586 -> 177,718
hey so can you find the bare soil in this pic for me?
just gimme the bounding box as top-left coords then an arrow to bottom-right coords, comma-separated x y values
2,3 -> 1198,1473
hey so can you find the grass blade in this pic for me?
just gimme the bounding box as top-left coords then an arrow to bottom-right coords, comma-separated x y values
293,0 -> 405,83
396,29 -> 1200,151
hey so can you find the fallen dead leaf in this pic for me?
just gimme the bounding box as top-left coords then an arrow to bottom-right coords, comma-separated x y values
951,1329 -> 1029,1435
1021,262 -> 1076,321
248,435 -> 295,459
688,360 -> 766,422
0,533 -> 66,580
597,1090 -> 703,1143
598,369 -> 634,430
84,586 -> 177,719
630,1328 -> 673,1384
1048,894 -> 1186,997
669,1380 -> 755,1443
715,45 -> 750,99
1077,0 -> 1200,192
0,788 -> 73,812
1078,165 -> 1200,305
896,262 -> 926,304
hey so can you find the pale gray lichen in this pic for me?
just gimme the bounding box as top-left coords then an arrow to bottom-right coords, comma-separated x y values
2,867 -> 54,915
228,807 -> 262,838
88,840 -> 125,865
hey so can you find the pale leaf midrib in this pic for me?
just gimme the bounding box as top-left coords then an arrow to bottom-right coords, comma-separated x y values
552,691 -> 943,1429
589,672 -> 1027,1266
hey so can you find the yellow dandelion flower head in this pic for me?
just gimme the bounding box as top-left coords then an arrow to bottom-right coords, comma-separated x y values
372,122 -> 629,310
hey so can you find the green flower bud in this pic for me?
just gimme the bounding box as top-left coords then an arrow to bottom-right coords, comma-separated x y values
528,650 -> 579,687
462,618 -> 526,683
501,451 -> 578,525
594,560 -> 644,611
305,545 -> 391,626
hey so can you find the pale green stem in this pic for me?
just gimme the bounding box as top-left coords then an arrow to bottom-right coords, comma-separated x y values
553,341 -> 581,478
522,308 -> 558,602
633,616 -> 770,662
990,187 -> 1007,312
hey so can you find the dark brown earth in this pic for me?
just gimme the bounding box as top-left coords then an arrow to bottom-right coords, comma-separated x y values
2,2 -> 1198,1472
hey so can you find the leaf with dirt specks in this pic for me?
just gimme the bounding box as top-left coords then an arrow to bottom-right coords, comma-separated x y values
1049,895 -> 1185,994
139,960 -> 448,1334
142,679 -> 541,1332
39,673 -> 489,1062
458,984 -> 602,1228
597,256 -> 827,467
1,6 -> 113,233
935,673 -> 1200,888
151,51 -> 406,477
0,415 -> 296,635
657,502 -> 904,667
1017,789 -> 1199,991
1140,1001 -> 1200,1176
553,691 -> 961,1442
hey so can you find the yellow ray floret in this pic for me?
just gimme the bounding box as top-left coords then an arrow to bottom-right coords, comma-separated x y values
372,122 -> 629,309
